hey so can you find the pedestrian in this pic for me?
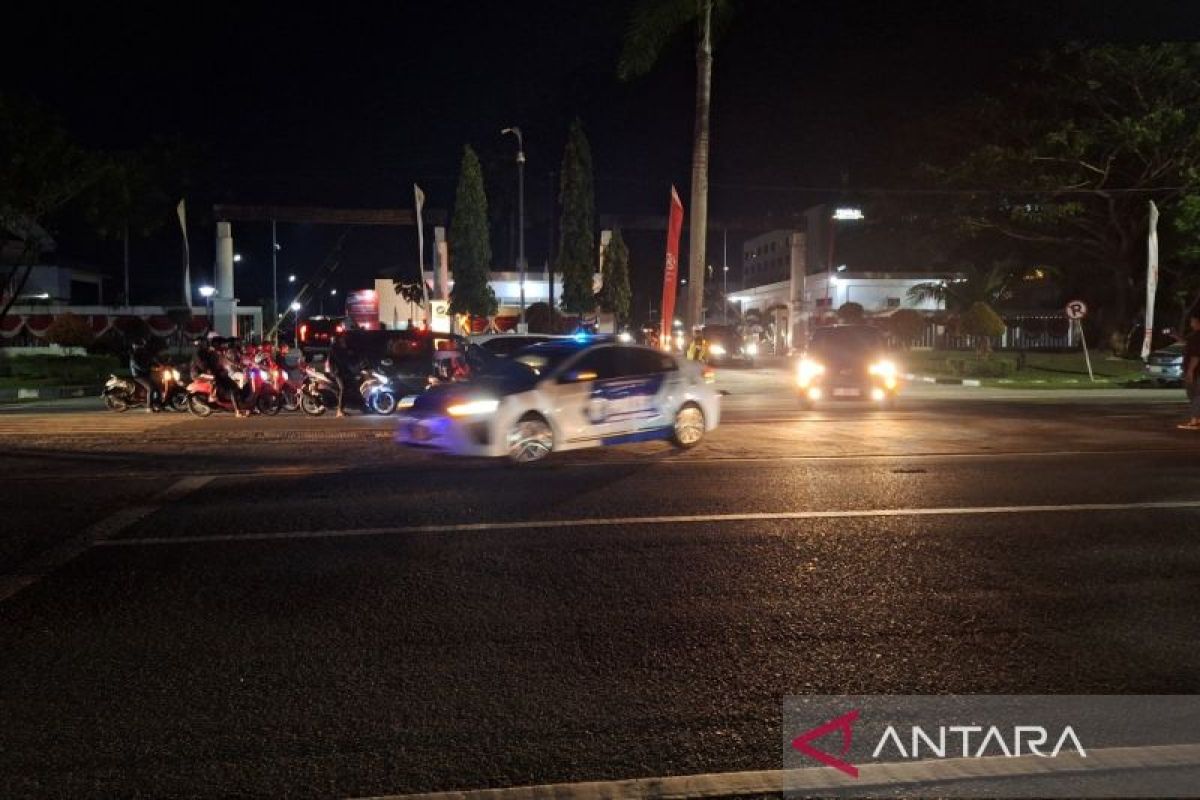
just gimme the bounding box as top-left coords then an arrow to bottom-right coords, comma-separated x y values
1178,311 -> 1200,430
129,340 -> 160,413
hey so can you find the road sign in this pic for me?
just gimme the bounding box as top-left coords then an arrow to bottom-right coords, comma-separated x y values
1065,300 -> 1088,320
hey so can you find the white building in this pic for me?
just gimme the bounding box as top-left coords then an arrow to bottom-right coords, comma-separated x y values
727,228 -> 949,353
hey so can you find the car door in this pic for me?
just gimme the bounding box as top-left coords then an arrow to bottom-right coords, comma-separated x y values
543,346 -> 627,443
615,347 -> 678,434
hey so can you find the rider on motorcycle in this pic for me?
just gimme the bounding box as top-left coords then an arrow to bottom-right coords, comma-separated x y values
191,339 -> 245,418
130,340 -> 161,413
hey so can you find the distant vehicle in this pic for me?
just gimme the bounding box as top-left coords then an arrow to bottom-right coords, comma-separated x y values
1144,343 -> 1184,385
796,324 -> 899,407
397,338 -> 720,463
469,333 -> 569,358
700,324 -> 757,366
298,316 -> 346,351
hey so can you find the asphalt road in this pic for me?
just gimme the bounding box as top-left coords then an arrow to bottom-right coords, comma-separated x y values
1,371 -> 1198,798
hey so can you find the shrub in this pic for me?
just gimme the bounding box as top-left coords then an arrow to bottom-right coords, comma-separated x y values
836,302 -> 865,324
887,308 -> 925,346
44,313 -> 95,351
960,302 -> 1006,356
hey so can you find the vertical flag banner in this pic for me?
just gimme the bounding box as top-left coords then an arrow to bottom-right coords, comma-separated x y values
414,184 -> 429,316
1142,200 -> 1160,360
434,226 -> 449,301
177,199 -> 191,307
661,186 -> 685,345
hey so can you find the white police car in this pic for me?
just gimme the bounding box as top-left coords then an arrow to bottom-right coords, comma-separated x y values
396,337 -> 720,463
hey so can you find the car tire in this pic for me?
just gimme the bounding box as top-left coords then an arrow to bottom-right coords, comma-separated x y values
507,413 -> 554,464
671,402 -> 706,449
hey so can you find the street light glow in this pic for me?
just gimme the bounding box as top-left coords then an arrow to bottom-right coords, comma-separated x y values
833,207 -> 864,220
329,288 -> 338,296
288,274 -> 296,283
233,253 -> 243,262
290,301 -> 302,311
199,285 -> 217,298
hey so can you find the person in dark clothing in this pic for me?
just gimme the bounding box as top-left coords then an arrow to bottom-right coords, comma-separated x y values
324,341 -> 355,418
1180,313 -> 1200,430
129,341 -> 160,412
192,340 -> 243,417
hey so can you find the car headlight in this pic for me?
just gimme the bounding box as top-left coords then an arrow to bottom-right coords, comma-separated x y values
745,342 -> 758,356
708,343 -> 727,356
446,398 -> 499,417
868,359 -> 898,378
797,358 -> 825,385
617,331 -> 633,343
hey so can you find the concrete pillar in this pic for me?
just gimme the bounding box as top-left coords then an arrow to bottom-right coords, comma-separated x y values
213,221 -> 238,337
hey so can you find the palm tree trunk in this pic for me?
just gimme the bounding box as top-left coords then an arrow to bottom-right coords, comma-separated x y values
685,0 -> 713,332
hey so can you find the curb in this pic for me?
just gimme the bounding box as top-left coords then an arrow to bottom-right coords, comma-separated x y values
902,373 -> 981,388
0,385 -> 101,403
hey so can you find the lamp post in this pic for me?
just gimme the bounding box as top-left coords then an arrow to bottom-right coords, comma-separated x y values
290,301 -> 302,348
199,285 -> 217,330
501,126 -> 526,331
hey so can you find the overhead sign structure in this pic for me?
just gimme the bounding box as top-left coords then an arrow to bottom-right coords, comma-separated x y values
1064,300 -> 1094,382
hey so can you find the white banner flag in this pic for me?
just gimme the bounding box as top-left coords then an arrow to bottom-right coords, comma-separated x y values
177,199 -> 191,307
414,184 -> 428,316
1141,200 -> 1160,360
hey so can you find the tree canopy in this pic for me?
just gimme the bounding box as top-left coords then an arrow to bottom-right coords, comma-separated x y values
448,145 -> 497,319
596,228 -> 632,323
557,119 -> 596,315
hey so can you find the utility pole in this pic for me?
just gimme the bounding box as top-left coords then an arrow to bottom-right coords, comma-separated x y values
271,219 -> 279,341
502,127 -> 527,331
547,169 -> 557,326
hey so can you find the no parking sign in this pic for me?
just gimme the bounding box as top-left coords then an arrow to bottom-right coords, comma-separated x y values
1064,300 -> 1094,381
1065,300 -> 1088,320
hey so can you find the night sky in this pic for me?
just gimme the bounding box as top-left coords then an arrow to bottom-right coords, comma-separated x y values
6,0 -> 1200,316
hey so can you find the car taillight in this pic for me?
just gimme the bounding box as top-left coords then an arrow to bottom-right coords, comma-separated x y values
335,324 -> 345,334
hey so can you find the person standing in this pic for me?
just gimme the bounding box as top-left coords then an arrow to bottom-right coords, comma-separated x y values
1179,312 -> 1200,430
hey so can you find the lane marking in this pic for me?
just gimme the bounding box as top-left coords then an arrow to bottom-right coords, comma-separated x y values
360,742 -> 1200,800
102,498 -> 1200,547
0,475 -> 215,604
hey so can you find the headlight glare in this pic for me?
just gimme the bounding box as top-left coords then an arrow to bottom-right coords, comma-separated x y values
446,398 -> 500,417
797,358 -> 825,385
708,343 -> 727,356
869,359 -> 898,378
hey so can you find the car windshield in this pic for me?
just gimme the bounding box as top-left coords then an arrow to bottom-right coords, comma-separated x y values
809,326 -> 887,356
508,342 -> 587,377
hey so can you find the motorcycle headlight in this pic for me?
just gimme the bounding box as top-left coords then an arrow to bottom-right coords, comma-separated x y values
398,395 -> 416,410
446,398 -> 499,417
797,358 -> 825,385
868,359 -> 898,378
708,343 -> 727,356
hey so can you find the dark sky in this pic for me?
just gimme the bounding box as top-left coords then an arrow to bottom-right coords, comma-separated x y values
6,0 -> 1200,313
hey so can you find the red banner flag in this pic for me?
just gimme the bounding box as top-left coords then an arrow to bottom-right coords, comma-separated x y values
661,186 -> 685,346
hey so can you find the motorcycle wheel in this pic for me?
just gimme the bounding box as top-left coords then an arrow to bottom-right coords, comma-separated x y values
187,393 -> 214,418
281,385 -> 300,412
300,392 -> 326,416
258,391 -> 283,416
372,391 -> 397,415
169,392 -> 190,413
103,392 -> 129,412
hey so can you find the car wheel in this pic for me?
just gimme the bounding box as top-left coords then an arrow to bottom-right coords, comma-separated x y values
507,413 -> 554,463
672,403 -> 705,449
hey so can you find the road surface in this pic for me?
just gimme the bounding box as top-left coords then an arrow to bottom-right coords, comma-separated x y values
1,370 -> 1198,798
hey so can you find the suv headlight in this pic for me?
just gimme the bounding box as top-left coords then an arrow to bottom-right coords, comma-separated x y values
797,358 -> 825,386
708,343 -> 727,356
868,359 -> 897,378
745,342 -> 758,356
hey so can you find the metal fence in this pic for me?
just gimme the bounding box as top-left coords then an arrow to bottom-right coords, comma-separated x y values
890,314 -> 1074,351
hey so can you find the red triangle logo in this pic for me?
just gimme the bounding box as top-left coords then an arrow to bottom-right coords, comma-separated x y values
790,708 -> 861,778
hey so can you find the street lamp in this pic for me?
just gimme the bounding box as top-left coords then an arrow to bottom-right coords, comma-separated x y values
290,301 -> 302,312
502,126 -> 526,331
199,285 -> 216,327
288,274 -> 296,283
233,253 -> 243,263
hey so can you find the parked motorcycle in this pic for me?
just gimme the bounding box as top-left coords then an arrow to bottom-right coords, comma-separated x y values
358,369 -> 398,415
102,366 -> 189,412
186,370 -> 279,417
299,366 -> 339,416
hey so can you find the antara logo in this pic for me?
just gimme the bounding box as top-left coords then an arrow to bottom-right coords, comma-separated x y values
792,710 -> 1087,778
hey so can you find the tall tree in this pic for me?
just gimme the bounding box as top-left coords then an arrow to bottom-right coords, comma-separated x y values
596,227 -> 632,324
448,145 -> 497,319
918,44 -> 1200,342
620,0 -> 732,331
0,95 -> 100,320
556,119 -> 597,314
907,262 -> 1058,312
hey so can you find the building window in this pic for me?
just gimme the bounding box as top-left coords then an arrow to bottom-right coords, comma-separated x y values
887,297 -> 901,308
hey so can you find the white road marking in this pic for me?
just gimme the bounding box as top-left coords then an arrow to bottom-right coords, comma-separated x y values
359,742 -> 1200,800
102,498 -> 1200,547
0,475 -> 214,603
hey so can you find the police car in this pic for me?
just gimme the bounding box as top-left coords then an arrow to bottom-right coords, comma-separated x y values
396,337 -> 720,462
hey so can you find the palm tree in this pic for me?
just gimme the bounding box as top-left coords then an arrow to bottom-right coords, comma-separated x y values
620,0 -> 731,333
906,261 -> 1056,312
